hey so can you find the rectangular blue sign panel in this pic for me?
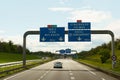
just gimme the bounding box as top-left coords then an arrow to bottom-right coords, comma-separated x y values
68,22 -> 91,29
40,27 -> 65,42
68,30 -> 91,42
60,50 -> 65,54
66,49 -> 71,53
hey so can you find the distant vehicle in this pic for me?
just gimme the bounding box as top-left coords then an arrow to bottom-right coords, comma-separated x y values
53,62 -> 62,68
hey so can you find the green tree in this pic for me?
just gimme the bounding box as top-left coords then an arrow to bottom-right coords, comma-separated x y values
99,49 -> 110,63
117,43 -> 120,50
8,41 -> 13,51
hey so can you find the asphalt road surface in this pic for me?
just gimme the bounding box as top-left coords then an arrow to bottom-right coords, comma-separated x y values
2,59 -> 119,80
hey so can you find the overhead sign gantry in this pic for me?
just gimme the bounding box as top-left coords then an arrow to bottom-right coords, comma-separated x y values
23,20 -> 116,69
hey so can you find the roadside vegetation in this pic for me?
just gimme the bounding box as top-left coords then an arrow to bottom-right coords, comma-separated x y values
0,58 -> 53,78
0,40 -> 55,63
75,38 -> 120,75
0,40 -> 56,78
0,52 -> 40,63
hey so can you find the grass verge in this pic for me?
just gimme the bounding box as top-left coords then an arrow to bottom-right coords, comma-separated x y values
0,52 -> 40,63
75,59 -> 120,78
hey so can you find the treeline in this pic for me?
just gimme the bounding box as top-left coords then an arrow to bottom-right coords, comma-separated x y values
0,40 -> 30,54
0,40 -> 55,58
31,51 -> 55,58
78,38 -> 120,63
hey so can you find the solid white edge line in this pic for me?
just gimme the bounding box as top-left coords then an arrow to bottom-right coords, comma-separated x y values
89,70 -> 96,75
84,68 -> 96,75
4,70 -> 29,80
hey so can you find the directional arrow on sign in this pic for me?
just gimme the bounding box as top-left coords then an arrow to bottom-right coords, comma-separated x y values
78,37 -> 81,41
40,27 -> 65,42
41,37 -> 46,41
59,37 -> 63,41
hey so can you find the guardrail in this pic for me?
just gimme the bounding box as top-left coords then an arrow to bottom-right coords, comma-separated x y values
0,59 -> 45,78
0,59 -> 41,67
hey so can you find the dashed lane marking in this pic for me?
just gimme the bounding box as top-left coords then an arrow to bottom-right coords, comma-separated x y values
69,71 -> 72,73
40,76 -> 43,79
38,67 -> 52,80
70,73 -> 73,75
70,77 -> 75,80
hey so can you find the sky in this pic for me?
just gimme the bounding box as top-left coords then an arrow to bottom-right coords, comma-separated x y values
0,0 -> 120,53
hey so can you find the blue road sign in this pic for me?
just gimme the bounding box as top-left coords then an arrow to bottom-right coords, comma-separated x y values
68,30 -> 91,42
66,49 -> 71,53
68,22 -> 90,29
59,50 -> 65,54
40,27 -> 65,42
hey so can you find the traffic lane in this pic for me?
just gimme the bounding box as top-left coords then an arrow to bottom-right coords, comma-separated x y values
66,60 -> 118,80
3,60 -> 55,80
3,59 -> 119,80
36,59 -> 70,80
65,59 -> 99,80
39,59 -> 74,80
3,59 -> 68,80
41,69 -> 69,80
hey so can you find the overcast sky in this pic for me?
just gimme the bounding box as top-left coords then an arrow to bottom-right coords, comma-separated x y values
0,0 -> 120,53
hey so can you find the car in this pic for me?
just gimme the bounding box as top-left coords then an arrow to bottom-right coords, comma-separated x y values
53,62 -> 63,68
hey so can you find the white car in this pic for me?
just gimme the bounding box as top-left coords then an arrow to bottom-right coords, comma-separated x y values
53,62 -> 63,68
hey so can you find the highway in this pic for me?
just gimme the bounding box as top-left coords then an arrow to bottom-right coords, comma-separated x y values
2,59 -> 118,80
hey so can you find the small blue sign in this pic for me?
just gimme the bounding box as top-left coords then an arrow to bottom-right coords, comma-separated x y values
68,22 -> 90,29
66,49 -> 71,53
40,27 -> 65,42
59,49 -> 65,54
68,30 -> 91,42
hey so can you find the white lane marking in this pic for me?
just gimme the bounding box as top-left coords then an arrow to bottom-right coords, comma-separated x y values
43,73 -> 46,76
4,70 -> 29,80
70,73 -> 73,75
84,68 -> 96,75
89,70 -> 96,75
46,71 -> 49,74
101,78 -> 106,80
38,67 -> 52,80
69,71 -> 72,73
71,77 -> 75,80
40,76 -> 43,79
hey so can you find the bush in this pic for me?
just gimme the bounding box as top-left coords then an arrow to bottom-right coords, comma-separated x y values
117,43 -> 120,50
99,49 -> 110,63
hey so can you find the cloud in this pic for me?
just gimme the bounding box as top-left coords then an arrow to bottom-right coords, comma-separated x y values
26,28 -> 39,31
59,0 -> 71,4
68,9 -> 111,22
48,7 -> 73,12
0,35 -> 23,45
105,20 -> 120,38
49,7 -> 111,23
0,30 -> 5,34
